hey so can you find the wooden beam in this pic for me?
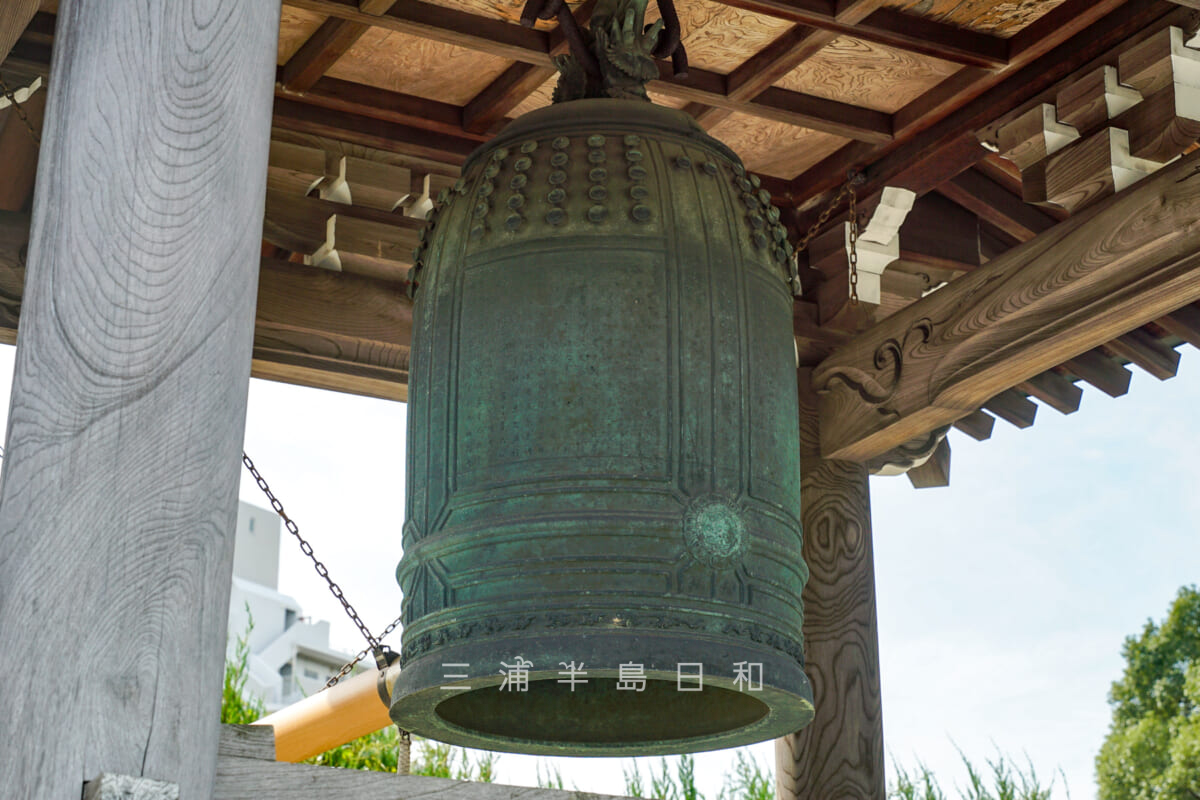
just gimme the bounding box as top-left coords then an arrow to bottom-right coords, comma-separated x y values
272,97 -> 478,165
281,18 -> 372,91
937,168 -> 1057,242
1064,349 -> 1132,397
0,0 -> 38,64
952,409 -> 995,441
695,0 -> 888,129
1,213 -> 413,403
812,148 -> 1200,462
981,388 -> 1037,428
461,0 -> 595,134
1105,327 -> 1181,380
0,3 -> 277,798
703,0 -> 1007,67
1016,369 -> 1082,415
907,437 -> 950,489
1157,303 -> 1200,348
776,369 -> 884,800
463,63 -> 556,135
277,77 -> 485,141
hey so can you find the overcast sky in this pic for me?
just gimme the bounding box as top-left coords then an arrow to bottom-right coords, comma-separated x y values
1,340 -> 1194,799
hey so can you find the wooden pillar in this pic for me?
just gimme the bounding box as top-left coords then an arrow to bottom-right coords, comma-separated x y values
776,368 -> 885,800
0,3 -> 278,798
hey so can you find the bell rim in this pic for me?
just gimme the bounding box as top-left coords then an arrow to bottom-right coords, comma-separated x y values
389,630 -> 814,756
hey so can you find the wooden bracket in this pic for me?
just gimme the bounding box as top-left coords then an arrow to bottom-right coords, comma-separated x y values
997,25 -> 1200,213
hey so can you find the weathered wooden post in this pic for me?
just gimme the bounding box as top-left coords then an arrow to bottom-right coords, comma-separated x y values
0,3 -> 278,798
776,368 -> 885,800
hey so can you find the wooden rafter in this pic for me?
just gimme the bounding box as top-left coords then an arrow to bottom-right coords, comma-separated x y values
812,148 -> 1200,462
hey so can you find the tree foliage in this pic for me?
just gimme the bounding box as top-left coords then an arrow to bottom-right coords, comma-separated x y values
1097,585 -> 1200,800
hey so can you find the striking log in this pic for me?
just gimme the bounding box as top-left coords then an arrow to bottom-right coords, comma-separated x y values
0,3 -> 278,798
813,147 -> 1200,462
776,369 -> 885,800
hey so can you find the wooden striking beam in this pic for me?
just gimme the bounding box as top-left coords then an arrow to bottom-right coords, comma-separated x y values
776,369 -> 885,800
811,147 -> 1200,462
0,3 -> 278,798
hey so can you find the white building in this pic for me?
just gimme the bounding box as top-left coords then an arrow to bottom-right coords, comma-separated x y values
227,501 -> 355,710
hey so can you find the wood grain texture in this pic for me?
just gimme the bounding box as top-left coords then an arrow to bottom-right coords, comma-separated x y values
776,369 -> 884,800
281,18 -> 372,90
219,726 -> 277,762
1016,369 -> 1081,414
324,24 -> 512,104
0,0 -> 39,63
645,0 -> 794,73
879,0 -> 1070,37
410,0 -> 584,29
708,112 -> 850,178
773,35 -> 960,113
0,2 -> 278,798
278,6 -> 327,64
812,147 -> 1200,462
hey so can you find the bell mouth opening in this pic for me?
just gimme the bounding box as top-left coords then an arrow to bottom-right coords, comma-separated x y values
434,677 -> 770,744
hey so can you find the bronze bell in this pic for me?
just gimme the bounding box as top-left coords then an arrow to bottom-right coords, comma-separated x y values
391,0 -> 812,753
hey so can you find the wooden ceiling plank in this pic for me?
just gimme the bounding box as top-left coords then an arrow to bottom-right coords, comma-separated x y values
1016,370 -> 1082,415
1105,327 -> 1182,380
938,168 -> 1057,242
812,147 -> 1200,462
1064,350 -> 1132,397
705,0 -> 1006,67
284,0 -> 555,66
981,388 -> 1037,428
1156,303 -> 1200,348
952,409 -> 995,441
281,18 -> 373,91
906,437 -> 950,488
855,8 -> 1007,69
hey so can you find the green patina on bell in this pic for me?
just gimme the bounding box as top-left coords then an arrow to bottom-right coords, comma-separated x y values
390,0 -> 812,755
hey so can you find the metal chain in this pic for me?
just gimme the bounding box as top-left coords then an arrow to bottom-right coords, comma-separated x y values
242,452 -> 401,686
325,613 -> 403,688
848,184 -> 860,306
0,73 -> 40,145
790,171 -> 863,300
